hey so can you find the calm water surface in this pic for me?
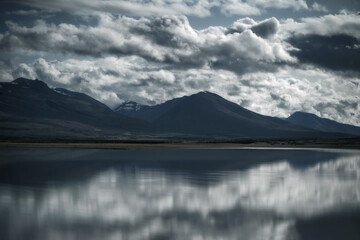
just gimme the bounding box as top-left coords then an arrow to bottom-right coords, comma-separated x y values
0,148 -> 359,240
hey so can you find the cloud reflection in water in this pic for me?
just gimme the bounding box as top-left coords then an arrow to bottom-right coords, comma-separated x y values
0,149 -> 360,240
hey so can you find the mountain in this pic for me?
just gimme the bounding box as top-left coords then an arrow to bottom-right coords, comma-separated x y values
54,88 -> 109,109
286,111 -> 360,136
115,98 -> 181,122
113,101 -> 151,118
115,91 -> 347,138
0,78 -> 148,137
1,79 -> 356,139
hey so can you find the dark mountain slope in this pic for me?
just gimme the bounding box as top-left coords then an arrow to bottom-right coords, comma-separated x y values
1,79 -> 355,139
116,91 -> 347,138
0,78 -> 148,136
54,88 -> 109,109
114,97 -> 182,122
286,111 -> 360,136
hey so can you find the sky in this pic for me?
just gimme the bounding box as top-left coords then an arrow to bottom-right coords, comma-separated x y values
0,0 -> 359,126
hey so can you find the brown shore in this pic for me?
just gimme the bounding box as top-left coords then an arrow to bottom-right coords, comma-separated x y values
1,139 -> 360,150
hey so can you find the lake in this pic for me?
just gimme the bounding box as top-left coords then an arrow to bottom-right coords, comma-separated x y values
0,148 -> 359,240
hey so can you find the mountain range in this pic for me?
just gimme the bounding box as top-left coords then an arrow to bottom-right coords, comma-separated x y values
0,78 -> 148,138
115,91 -> 340,138
286,111 -> 360,136
0,78 -> 359,140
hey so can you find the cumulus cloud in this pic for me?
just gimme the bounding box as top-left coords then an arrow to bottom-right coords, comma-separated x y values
311,2 -> 328,12
10,56 -> 187,107
0,15 -> 295,76
0,60 -> 14,82
282,13 -> 360,39
12,63 -> 37,80
11,56 -> 360,126
288,34 -> 360,73
3,13 -> 358,76
3,13 -> 360,126
234,67 -> 360,126
250,17 -> 280,39
227,17 -> 280,39
220,0 -> 261,16
282,13 -> 360,73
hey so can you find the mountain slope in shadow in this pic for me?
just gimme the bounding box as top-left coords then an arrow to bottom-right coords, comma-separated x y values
115,91 -> 348,138
286,111 -> 360,136
1,78 -> 356,139
0,78 -> 148,137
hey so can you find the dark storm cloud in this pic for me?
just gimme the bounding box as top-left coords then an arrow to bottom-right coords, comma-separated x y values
9,12 -> 358,77
226,17 -> 280,39
283,13 -> 360,39
226,84 -> 240,96
250,17 -> 279,39
0,15 -> 295,75
2,10 -> 360,126
209,56 -> 279,75
314,100 -> 358,118
8,56 -> 360,126
10,0 -> 320,18
288,34 -> 360,73
270,93 -> 291,110
129,16 -> 195,48
2,11 -> 357,78
282,13 -> 360,74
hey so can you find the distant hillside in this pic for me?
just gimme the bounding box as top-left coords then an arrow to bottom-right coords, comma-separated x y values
1,79 -> 355,140
0,78 -> 148,137
115,98 -> 181,122
54,88 -> 109,109
286,111 -> 360,136
115,91 -> 347,138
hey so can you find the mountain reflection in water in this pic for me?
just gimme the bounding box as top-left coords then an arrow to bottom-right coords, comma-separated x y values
0,148 -> 359,240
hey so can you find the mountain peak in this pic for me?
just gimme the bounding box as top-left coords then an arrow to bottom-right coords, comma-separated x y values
191,91 -> 218,97
287,111 -> 360,136
183,91 -> 225,103
12,78 -> 49,89
290,111 -> 318,118
114,101 -> 145,112
0,78 -> 148,136
1,80 -> 355,138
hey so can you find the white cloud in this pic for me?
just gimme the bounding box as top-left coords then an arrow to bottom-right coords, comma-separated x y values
3,14 -> 360,126
0,15 -> 295,76
311,2 -> 328,12
12,63 -> 37,80
220,0 -> 261,16
282,12 -> 360,39
11,57 -> 360,126
244,67 -> 360,126
10,56 -> 185,108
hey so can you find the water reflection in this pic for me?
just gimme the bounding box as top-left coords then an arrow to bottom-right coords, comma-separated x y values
0,148 -> 360,240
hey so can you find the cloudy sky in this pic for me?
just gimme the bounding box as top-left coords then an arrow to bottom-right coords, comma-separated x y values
0,0 -> 359,126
